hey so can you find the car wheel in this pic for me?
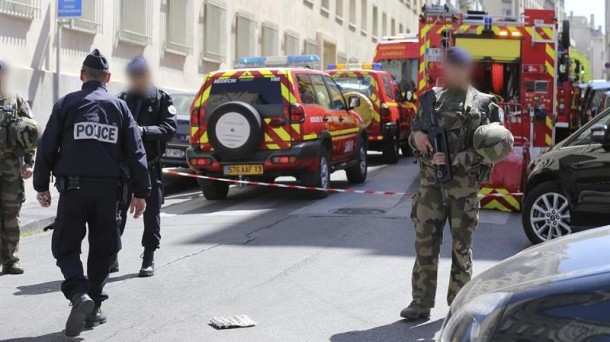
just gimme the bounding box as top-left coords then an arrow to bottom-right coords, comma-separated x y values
301,148 -> 330,199
382,132 -> 400,164
346,139 -> 367,184
522,181 -> 571,244
200,179 -> 230,200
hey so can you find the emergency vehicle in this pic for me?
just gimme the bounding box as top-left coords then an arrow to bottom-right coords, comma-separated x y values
326,63 -> 417,163
417,4 -> 571,212
187,55 -> 368,200
373,34 -> 420,98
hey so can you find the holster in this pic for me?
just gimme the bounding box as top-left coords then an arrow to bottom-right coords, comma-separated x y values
55,176 -> 80,193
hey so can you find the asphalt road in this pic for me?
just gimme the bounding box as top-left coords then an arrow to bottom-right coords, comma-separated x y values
0,155 -> 530,342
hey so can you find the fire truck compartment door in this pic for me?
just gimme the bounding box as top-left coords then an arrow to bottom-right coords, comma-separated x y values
455,38 -> 520,62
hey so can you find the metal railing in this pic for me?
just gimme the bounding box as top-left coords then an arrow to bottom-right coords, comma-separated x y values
118,0 -> 151,46
68,0 -> 102,34
0,0 -> 40,19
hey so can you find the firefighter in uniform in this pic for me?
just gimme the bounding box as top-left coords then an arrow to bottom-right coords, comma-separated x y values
0,58 -> 39,274
33,49 -> 150,337
401,47 -> 508,320
113,55 -> 176,277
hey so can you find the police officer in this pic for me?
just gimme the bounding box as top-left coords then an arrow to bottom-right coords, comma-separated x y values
33,49 -> 150,337
401,47 -> 503,320
0,58 -> 37,274
113,55 -> 176,277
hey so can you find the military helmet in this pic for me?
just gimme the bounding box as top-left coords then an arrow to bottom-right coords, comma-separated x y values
473,122 -> 514,164
15,117 -> 41,151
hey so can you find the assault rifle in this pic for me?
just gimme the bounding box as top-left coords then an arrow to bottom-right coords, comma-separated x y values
416,91 -> 452,183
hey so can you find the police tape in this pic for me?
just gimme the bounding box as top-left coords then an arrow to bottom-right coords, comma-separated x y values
163,169 -> 523,199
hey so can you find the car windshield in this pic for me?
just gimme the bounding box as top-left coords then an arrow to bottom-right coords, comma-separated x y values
334,76 -> 375,98
207,77 -> 284,110
170,94 -> 195,118
566,109 -> 610,146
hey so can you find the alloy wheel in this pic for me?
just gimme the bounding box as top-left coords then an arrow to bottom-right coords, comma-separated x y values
529,192 -> 571,241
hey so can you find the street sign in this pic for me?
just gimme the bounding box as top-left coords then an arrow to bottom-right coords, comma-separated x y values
57,0 -> 82,18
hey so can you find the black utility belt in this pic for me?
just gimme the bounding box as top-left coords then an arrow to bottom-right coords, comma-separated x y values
55,176 -> 119,192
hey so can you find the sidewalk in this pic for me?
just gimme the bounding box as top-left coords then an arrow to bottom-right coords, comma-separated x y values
20,178 -> 58,235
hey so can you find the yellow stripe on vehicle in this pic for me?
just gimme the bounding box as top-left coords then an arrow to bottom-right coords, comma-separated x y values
420,24 -> 432,39
266,144 -> 281,150
303,133 -> 317,140
200,132 -> 208,144
281,84 -> 291,103
542,27 -> 554,39
329,127 -> 360,136
545,44 -> 555,59
545,60 -> 555,77
264,133 -> 273,143
273,127 -> 292,142
291,123 -> 301,134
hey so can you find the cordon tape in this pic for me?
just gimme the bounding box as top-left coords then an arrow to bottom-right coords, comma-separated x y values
163,169 -> 523,199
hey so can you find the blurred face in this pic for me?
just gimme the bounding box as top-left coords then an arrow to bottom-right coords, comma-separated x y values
128,71 -> 152,95
443,62 -> 472,89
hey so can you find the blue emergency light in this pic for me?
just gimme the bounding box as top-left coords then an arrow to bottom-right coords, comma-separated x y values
235,55 -> 321,68
484,16 -> 492,31
326,63 -> 383,71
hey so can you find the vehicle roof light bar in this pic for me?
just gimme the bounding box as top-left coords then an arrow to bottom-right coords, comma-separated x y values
235,55 -> 321,68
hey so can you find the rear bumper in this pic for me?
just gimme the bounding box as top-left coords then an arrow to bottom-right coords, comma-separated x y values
186,140 -> 322,177
367,122 -> 395,151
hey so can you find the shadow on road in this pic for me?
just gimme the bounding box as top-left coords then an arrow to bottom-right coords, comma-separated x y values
330,318 -> 443,342
13,273 -> 139,296
2,331 -> 82,342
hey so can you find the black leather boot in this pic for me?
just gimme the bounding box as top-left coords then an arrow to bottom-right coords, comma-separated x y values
2,262 -> 24,274
400,301 -> 431,321
138,249 -> 155,277
85,305 -> 107,328
65,293 -> 94,337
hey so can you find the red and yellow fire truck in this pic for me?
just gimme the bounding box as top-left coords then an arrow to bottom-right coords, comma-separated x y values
373,34 -> 420,98
416,4 -> 571,212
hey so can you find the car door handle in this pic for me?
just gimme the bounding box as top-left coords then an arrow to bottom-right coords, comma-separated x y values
322,116 -> 329,122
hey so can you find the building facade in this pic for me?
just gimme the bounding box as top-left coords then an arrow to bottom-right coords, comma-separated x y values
0,0 -> 422,125
483,0 -> 559,18
569,13 -> 607,80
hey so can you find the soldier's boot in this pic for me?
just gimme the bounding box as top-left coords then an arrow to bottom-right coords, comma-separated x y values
400,302 -> 431,321
85,306 -> 107,328
65,293 -> 94,337
2,262 -> 24,275
109,254 -> 119,273
138,249 -> 154,277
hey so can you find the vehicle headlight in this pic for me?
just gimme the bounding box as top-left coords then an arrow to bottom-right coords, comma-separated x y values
439,292 -> 510,342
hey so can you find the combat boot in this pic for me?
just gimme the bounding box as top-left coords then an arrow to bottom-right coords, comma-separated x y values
65,293 -> 94,337
400,302 -> 431,321
139,249 -> 155,277
85,306 -> 107,328
109,254 -> 119,273
2,262 -> 24,274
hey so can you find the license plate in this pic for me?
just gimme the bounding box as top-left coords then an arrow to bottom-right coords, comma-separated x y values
224,164 -> 264,175
164,148 -> 185,158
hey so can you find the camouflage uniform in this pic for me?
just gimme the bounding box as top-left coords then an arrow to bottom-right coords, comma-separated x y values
0,93 -> 34,267
408,86 -> 502,308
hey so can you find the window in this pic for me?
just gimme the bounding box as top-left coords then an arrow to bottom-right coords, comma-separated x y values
349,0 -> 356,29
382,74 -> 394,100
337,52 -> 347,64
68,0 -> 102,34
304,39 -> 318,55
399,23 -> 404,33
261,23 -> 279,56
381,12 -> 387,37
236,12 -> 256,59
310,75 -> 331,108
371,6 -> 378,38
567,111 -> 610,146
118,0 -> 152,45
296,74 -> 317,104
203,1 -> 227,62
391,18 -> 396,35
360,0 -> 367,33
0,0 -> 40,19
284,31 -> 299,55
166,0 -> 193,54
336,0 -> 344,20
324,76 -> 347,110
321,0 -> 329,15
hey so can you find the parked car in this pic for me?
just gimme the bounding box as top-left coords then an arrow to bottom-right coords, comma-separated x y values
522,107 -> 610,244
327,63 -> 416,163
438,227 -> 610,342
187,55 -> 367,200
161,92 -> 196,168
580,80 -> 610,124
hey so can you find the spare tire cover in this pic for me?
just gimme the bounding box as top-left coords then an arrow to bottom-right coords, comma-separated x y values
344,92 -> 375,127
207,101 -> 262,160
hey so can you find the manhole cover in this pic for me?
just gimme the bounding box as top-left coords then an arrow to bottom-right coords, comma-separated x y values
330,208 -> 386,215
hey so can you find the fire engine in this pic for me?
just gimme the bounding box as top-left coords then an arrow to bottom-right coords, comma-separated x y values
417,4 -> 571,212
373,34 -> 420,99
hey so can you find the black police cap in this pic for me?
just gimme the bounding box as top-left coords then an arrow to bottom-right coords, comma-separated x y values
446,47 -> 473,67
83,49 -> 109,71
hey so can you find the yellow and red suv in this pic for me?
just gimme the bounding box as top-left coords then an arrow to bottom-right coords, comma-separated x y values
187,55 -> 368,200
327,63 -> 416,163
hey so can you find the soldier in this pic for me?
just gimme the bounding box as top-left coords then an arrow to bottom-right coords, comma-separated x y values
33,49 -> 150,337
0,58 -> 38,275
401,47 -> 505,320
113,55 -> 176,277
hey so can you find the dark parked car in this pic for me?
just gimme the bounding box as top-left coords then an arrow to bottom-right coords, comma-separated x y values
161,93 -> 195,167
438,227 -> 610,342
522,108 -> 610,244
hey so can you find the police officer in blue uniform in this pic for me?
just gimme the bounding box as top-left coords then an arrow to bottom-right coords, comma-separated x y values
113,55 -> 176,277
33,49 -> 150,337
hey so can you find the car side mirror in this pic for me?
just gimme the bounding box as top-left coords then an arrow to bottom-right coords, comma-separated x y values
349,96 -> 361,109
591,124 -> 608,144
405,91 -> 413,101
